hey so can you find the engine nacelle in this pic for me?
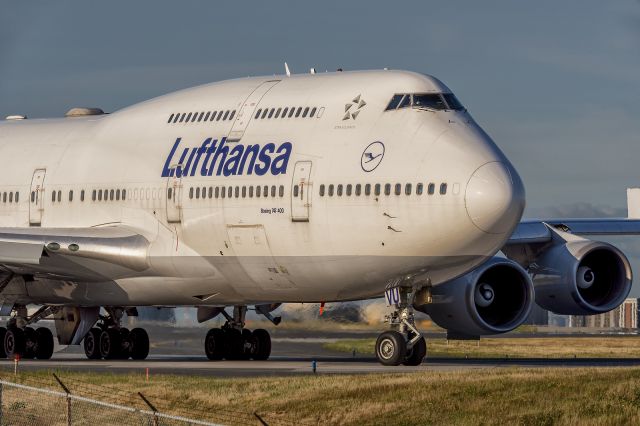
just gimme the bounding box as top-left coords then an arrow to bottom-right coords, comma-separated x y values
531,240 -> 632,315
416,257 -> 534,335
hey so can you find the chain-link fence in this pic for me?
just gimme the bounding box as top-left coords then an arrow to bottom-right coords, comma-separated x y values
0,379 -> 224,426
0,373 -> 307,426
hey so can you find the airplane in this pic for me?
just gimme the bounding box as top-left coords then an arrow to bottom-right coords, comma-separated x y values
0,68 -> 637,366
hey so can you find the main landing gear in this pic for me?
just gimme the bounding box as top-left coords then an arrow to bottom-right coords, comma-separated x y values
0,305 -> 55,360
204,306 -> 272,361
83,308 -> 150,360
375,287 -> 427,366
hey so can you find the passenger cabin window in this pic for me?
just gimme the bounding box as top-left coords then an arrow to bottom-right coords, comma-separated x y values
428,183 -> 435,195
440,183 -> 448,195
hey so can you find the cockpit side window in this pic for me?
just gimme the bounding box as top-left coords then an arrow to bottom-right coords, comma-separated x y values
442,93 -> 465,111
398,94 -> 412,109
413,94 -> 447,110
385,94 -> 404,111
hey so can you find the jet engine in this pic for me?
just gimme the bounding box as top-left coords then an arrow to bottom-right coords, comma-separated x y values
530,239 -> 632,315
416,257 -> 534,335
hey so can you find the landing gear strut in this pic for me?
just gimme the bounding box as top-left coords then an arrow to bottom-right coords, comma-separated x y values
0,305 -> 55,360
83,307 -> 150,360
375,287 -> 427,366
204,306 -> 272,361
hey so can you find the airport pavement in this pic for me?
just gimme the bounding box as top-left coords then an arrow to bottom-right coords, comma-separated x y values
4,353 -> 640,377
2,327 -> 640,377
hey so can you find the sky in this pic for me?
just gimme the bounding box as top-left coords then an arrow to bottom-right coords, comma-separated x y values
2,1 -> 640,293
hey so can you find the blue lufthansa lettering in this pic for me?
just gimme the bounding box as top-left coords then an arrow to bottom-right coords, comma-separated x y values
162,137 -> 292,178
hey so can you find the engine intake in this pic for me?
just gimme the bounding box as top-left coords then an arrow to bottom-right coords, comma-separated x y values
416,257 -> 534,335
531,240 -> 632,315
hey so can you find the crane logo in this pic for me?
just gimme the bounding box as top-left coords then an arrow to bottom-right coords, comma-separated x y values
361,141 -> 385,172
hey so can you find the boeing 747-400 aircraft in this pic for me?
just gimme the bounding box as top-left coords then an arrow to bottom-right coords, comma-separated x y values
0,69 -> 637,365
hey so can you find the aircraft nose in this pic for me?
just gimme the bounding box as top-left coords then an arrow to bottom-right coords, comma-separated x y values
465,161 -> 525,234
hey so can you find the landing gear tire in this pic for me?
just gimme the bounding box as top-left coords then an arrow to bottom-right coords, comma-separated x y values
35,327 -> 54,360
403,336 -> 426,366
99,329 -> 121,360
205,328 -> 225,360
118,328 -> 131,359
376,330 -> 406,366
4,328 -> 26,359
84,328 -> 102,359
129,328 -> 149,360
251,329 -> 271,361
224,328 -> 243,360
240,329 -> 254,360
0,327 -> 6,358
23,328 -> 36,359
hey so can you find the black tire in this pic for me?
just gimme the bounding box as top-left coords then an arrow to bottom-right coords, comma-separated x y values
376,330 -> 406,366
4,328 -> 26,359
223,328 -> 243,360
0,327 -> 6,358
240,329 -> 254,360
35,327 -> 54,360
99,329 -> 121,360
23,328 -> 37,359
402,336 -> 426,366
251,329 -> 271,361
118,328 -> 131,359
84,328 -> 102,359
204,328 -> 225,360
129,328 -> 149,360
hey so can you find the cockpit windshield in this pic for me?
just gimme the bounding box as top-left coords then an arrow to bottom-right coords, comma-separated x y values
413,94 -> 447,110
385,93 -> 465,111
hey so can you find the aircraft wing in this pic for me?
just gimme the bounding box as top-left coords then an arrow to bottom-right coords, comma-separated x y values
507,218 -> 640,245
0,225 -> 150,281
508,188 -> 640,245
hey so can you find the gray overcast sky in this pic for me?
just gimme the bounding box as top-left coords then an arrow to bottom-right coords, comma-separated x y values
1,0 -> 640,212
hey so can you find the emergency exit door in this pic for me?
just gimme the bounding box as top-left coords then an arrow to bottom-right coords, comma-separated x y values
291,161 -> 312,222
29,169 -> 46,226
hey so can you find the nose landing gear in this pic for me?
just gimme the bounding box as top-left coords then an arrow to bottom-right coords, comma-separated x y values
375,287 -> 427,366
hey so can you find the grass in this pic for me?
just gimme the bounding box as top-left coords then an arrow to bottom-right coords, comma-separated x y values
325,336 -> 640,358
3,368 -> 640,425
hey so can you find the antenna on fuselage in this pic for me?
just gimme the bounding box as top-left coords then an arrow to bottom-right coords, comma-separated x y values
284,62 -> 291,77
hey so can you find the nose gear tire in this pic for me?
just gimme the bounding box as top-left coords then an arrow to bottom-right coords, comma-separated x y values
402,336 -> 426,366
376,330 -> 406,366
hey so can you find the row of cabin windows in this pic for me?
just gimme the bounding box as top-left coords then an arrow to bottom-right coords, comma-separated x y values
47,189 -> 127,203
319,182 -> 448,197
254,106 -> 320,120
185,185 -> 285,200
1,192 -> 19,203
167,110 -> 237,124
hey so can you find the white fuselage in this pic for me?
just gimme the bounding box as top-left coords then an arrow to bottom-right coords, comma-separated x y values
0,70 -> 524,307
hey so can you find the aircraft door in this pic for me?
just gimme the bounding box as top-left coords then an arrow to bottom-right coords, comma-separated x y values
166,168 -> 183,223
291,161 -> 312,222
227,80 -> 280,142
29,169 -> 46,226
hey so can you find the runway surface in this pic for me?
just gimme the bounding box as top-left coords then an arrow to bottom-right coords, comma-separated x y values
4,354 -> 640,377
2,325 -> 639,376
